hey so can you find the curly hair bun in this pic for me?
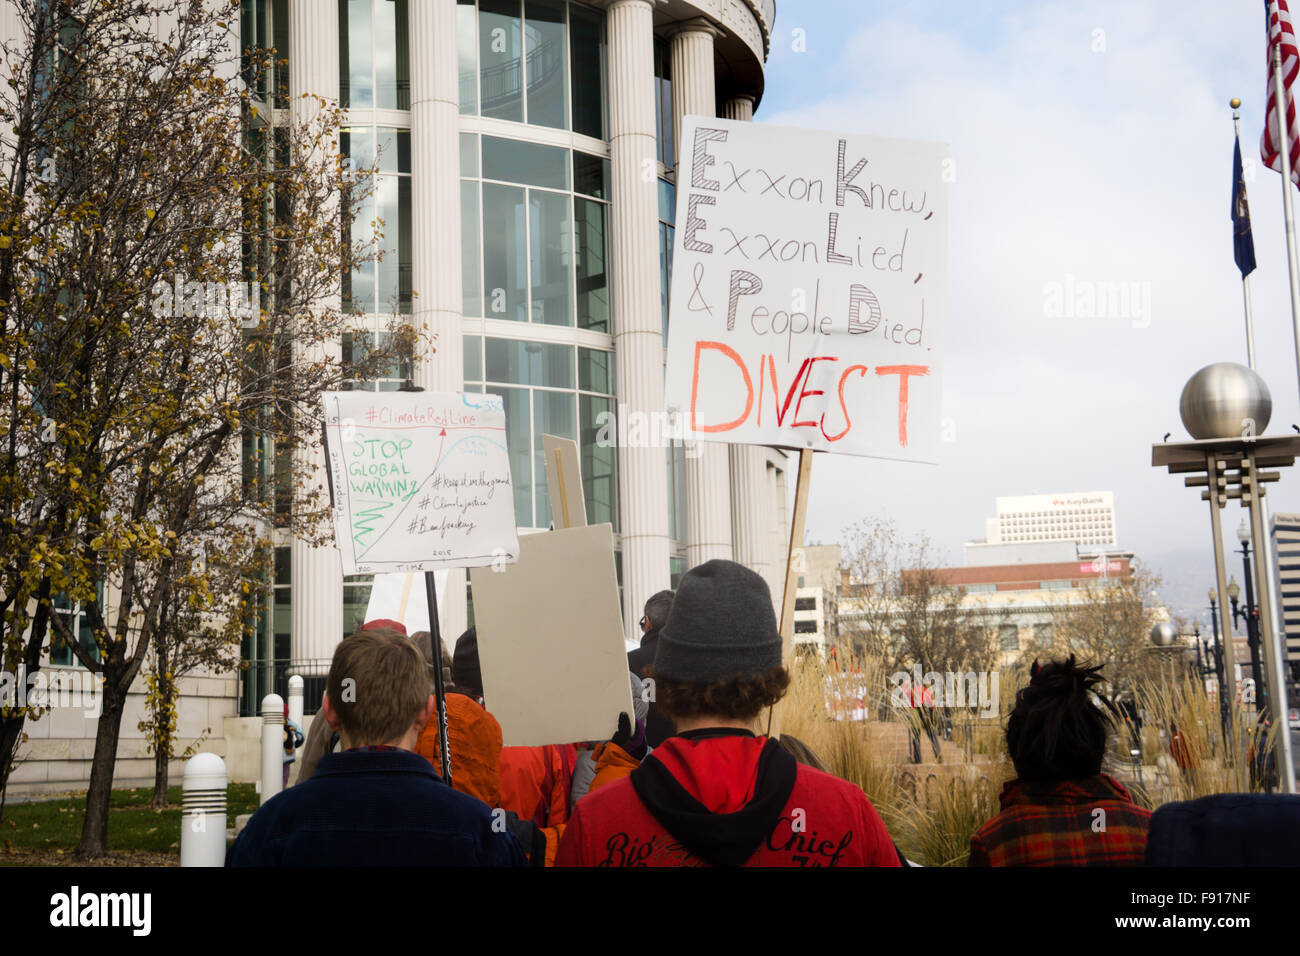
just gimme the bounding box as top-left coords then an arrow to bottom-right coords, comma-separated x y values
1008,655 -> 1116,782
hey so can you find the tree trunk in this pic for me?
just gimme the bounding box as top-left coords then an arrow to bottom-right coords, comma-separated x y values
0,581 -> 52,804
0,714 -> 26,821
76,680 -> 127,859
150,677 -> 174,810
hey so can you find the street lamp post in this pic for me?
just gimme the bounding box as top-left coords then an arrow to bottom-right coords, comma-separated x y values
1229,519 -> 1267,711
1208,590 -> 1230,739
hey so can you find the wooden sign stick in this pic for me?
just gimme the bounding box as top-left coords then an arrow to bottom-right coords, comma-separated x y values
766,447 -> 813,738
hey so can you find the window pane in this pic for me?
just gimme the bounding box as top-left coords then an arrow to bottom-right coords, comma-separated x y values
342,126 -> 375,171
459,132 -> 478,177
374,0 -> 409,109
999,625 -> 1020,651
343,576 -> 374,640
348,190 -> 377,313
479,0 -> 523,123
574,151 -> 608,199
569,2 -> 603,138
461,181 -> 481,317
529,188 -> 571,325
375,175 -> 401,313
481,135 -> 568,190
669,555 -> 685,589
482,183 -> 527,322
578,346 -> 611,393
344,0 -> 373,108
658,178 -> 675,223
495,385 -> 532,526
533,389 -> 575,527
273,0 -> 289,108
484,337 -> 573,388
398,176 -> 412,313
374,127 -> 408,174
524,0 -> 567,129
580,394 -> 617,529
463,333 -> 482,381
654,38 -> 673,168
458,0 -> 478,114
659,222 -> 669,338
575,198 -> 608,332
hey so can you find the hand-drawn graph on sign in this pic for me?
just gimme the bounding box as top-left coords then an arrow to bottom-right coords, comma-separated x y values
322,391 -> 521,575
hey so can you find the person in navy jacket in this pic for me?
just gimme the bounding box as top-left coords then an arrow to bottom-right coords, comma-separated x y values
229,626 -> 525,867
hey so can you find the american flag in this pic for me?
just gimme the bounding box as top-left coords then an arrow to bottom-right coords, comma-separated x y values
1263,0 -> 1300,185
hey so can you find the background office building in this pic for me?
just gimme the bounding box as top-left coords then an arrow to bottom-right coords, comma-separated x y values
977,491 -> 1117,550
1270,513 -> 1300,683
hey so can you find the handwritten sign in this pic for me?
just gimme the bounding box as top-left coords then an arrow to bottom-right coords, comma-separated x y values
322,391 -> 520,575
664,117 -> 949,462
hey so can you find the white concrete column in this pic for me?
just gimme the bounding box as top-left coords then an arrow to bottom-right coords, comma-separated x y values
721,94 -> 754,122
409,0 -> 468,641
609,0 -> 671,641
289,0 -> 345,663
719,93 -> 770,586
671,20 -> 733,568
731,445 -> 771,576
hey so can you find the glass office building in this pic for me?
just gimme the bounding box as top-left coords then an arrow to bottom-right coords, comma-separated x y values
238,0 -> 789,691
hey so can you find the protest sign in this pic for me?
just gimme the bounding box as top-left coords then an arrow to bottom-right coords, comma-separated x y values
542,434 -> 586,529
322,390 -> 519,576
468,524 -> 632,747
664,117 -> 949,463
363,570 -> 448,634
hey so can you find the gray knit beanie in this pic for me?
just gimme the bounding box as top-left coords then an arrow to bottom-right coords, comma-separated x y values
653,559 -> 782,683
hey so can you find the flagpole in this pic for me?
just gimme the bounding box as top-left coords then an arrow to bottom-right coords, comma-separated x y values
1272,46 -> 1300,387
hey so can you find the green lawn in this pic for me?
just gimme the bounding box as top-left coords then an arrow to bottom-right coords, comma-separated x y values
2,783 -> 259,856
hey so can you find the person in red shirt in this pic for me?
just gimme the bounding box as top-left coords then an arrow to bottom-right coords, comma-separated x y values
969,656 -> 1152,866
555,559 -> 900,868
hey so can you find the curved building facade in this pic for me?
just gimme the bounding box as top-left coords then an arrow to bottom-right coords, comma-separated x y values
247,0 -> 790,688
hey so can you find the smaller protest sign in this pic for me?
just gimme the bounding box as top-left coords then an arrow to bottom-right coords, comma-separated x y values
322,390 -> 519,575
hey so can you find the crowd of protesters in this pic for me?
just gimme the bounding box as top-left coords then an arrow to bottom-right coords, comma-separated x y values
228,558 -> 1300,867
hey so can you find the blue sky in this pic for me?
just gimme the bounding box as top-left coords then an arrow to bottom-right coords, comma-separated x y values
753,1 -> 1288,620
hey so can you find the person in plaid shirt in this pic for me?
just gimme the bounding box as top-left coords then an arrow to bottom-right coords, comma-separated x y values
969,656 -> 1152,866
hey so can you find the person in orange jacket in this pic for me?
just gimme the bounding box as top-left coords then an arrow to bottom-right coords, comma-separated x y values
413,627 -> 504,808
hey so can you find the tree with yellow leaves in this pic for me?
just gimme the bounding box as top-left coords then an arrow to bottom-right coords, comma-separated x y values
0,0 -> 402,856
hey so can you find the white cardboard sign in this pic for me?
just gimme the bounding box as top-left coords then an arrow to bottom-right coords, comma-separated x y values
468,524 -> 632,747
664,117 -> 949,462
322,390 -> 520,575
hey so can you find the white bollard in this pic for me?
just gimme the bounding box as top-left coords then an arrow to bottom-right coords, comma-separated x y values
180,752 -> 227,867
260,693 -> 284,806
287,675 -> 304,733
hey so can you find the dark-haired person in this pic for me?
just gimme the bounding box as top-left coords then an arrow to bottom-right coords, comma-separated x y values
555,560 -> 900,867
627,588 -> 675,747
968,656 -> 1152,866
228,627 -> 525,866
